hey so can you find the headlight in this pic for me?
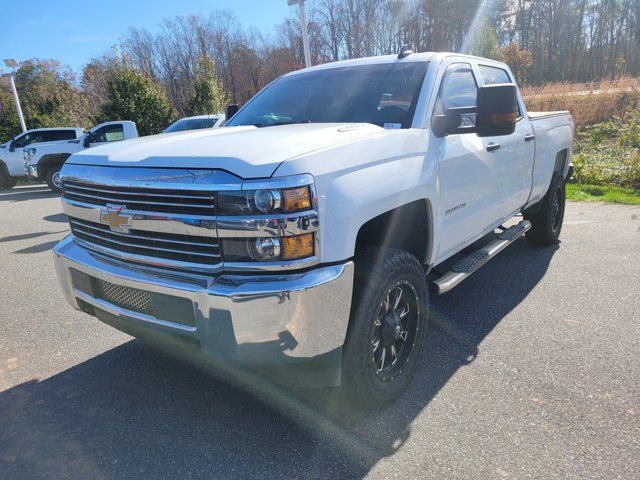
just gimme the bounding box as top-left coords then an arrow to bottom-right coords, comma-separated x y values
217,178 -> 316,265
218,185 -> 312,215
254,189 -> 281,213
23,147 -> 36,164
223,237 -> 282,261
222,233 -> 314,262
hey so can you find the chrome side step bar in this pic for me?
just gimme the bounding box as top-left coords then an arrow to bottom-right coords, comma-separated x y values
433,220 -> 531,294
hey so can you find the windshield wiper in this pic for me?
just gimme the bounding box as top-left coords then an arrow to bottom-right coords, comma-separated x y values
253,120 -> 312,128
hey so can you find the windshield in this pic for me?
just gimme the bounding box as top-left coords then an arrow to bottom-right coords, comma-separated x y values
163,117 -> 219,133
227,62 -> 429,129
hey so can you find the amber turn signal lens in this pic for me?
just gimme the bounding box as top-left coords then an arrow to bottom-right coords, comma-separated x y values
489,112 -> 517,123
283,186 -> 311,212
282,233 -> 314,260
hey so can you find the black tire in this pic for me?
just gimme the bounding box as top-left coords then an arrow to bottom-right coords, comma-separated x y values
342,247 -> 429,408
45,165 -> 63,193
524,172 -> 566,246
0,171 -> 19,190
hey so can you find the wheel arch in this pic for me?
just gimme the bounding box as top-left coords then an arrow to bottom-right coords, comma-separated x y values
0,158 -> 10,178
354,198 -> 434,267
553,148 -> 569,174
37,154 -> 71,180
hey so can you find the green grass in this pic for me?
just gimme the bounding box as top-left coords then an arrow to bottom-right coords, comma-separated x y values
566,183 -> 640,205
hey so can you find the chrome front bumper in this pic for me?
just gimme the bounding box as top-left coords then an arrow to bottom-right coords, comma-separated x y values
54,236 -> 354,387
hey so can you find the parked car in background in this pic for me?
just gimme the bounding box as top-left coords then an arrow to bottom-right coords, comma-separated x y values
24,121 -> 138,192
162,114 -> 225,133
53,52 -> 573,407
0,128 -> 84,190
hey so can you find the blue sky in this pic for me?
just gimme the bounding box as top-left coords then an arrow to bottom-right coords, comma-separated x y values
0,0 -> 292,74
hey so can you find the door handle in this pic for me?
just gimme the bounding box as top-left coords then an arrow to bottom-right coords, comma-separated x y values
486,143 -> 501,152
524,134 -> 535,142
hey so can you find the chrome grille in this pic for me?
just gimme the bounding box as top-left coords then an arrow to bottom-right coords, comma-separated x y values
94,279 -> 153,315
63,180 -> 216,216
69,217 -> 221,265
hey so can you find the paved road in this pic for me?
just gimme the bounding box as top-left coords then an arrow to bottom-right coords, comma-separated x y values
1,185 -> 639,479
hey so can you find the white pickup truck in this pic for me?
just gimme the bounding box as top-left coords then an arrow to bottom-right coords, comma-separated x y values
53,52 -> 573,406
0,127 -> 84,189
24,120 -> 138,192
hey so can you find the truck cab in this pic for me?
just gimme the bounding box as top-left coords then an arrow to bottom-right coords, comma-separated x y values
0,127 -> 83,190
24,120 -> 138,192
52,52 -> 573,407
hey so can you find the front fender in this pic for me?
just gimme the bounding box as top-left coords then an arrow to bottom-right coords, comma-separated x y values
274,129 -> 437,264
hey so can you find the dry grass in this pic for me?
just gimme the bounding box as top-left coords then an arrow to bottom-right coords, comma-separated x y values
522,77 -> 640,128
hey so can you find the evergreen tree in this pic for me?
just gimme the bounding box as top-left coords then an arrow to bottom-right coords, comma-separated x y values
100,68 -> 176,136
468,20 -> 501,60
185,57 -> 230,117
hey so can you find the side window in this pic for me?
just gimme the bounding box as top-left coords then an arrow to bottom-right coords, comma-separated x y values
479,65 -> 522,118
91,125 -> 124,143
478,65 -> 511,85
52,130 -> 77,141
41,132 -> 57,143
12,133 -> 28,148
433,63 -> 478,128
15,132 -> 46,147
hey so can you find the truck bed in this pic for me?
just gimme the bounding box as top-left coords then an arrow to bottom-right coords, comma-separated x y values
528,111 -> 571,120
527,110 -> 574,206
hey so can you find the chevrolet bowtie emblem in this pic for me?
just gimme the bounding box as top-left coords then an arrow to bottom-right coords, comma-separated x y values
101,205 -> 132,232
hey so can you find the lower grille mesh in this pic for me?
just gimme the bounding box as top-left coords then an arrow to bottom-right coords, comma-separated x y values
93,279 -> 153,315
70,269 -> 196,327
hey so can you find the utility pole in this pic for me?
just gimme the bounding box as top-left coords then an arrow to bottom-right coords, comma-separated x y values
2,59 -> 26,133
287,0 -> 312,68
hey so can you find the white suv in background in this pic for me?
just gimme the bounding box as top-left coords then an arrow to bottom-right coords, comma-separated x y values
0,128 -> 83,190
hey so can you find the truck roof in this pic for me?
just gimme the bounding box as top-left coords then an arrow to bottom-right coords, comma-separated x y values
284,51 -> 508,77
25,127 -> 84,133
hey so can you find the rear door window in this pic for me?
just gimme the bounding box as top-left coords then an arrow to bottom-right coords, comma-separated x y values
479,65 -> 522,118
40,132 -> 57,143
52,130 -> 78,141
479,65 -> 511,85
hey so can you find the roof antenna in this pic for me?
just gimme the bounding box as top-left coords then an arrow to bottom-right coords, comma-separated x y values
398,45 -> 413,59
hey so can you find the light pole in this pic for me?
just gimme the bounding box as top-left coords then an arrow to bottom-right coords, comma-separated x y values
2,58 -> 27,133
287,0 -> 311,68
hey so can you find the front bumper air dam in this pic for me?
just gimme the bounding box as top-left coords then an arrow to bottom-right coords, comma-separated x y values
53,235 -> 354,387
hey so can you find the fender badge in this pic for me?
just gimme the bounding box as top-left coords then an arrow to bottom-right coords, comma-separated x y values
101,204 -> 132,232
445,203 -> 467,216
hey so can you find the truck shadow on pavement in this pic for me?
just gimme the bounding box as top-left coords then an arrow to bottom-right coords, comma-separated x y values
0,240 -> 558,479
0,185 -> 59,203
0,231 -> 66,243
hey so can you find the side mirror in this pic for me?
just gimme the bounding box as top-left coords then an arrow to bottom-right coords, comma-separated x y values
83,136 -> 91,148
225,104 -> 239,120
476,84 -> 517,137
8,141 -> 15,152
432,107 -> 478,137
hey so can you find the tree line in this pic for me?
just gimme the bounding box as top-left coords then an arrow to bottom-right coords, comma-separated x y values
1,0 -> 639,141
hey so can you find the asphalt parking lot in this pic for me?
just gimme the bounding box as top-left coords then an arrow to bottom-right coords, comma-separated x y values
1,185 -> 639,479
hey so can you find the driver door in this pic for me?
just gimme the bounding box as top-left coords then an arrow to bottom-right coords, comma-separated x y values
7,132 -> 45,176
430,61 -> 505,261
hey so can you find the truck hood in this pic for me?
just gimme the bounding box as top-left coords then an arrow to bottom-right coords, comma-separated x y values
66,123 -> 384,178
